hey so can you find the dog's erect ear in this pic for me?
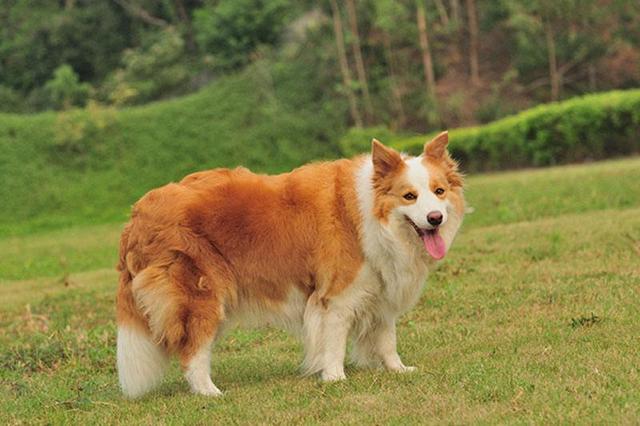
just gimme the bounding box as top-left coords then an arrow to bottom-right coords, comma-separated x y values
424,131 -> 449,160
372,138 -> 403,175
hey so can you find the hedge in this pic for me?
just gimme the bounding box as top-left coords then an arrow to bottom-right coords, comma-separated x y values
340,89 -> 640,172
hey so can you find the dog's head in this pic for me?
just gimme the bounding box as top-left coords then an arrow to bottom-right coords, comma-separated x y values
370,132 -> 464,260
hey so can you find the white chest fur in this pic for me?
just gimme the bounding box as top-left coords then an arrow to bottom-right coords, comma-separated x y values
355,158 -> 462,316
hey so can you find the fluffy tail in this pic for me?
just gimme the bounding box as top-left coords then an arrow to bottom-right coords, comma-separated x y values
116,225 -> 173,398
117,324 -> 169,398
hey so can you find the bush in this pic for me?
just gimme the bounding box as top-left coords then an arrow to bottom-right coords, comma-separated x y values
338,126 -> 398,157
44,65 -> 91,110
0,85 -> 23,113
101,28 -> 190,105
51,101 -> 118,167
193,0 -> 291,70
390,90 -> 640,172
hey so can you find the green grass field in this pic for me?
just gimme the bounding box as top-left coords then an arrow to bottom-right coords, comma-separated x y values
1,157 -> 639,424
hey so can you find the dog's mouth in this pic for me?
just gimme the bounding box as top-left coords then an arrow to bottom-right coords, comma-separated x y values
405,217 -> 447,260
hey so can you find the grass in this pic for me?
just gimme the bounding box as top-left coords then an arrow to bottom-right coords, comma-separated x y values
3,84 -> 638,238
0,63 -> 345,237
1,157 -> 639,424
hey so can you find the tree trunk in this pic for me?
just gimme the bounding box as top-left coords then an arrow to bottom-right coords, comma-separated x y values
588,62 -> 597,91
450,0 -> 461,25
382,31 -> 406,129
174,0 -> 196,53
346,0 -> 374,123
465,0 -> 480,85
544,19 -> 560,101
329,0 -> 363,127
434,0 -> 450,26
113,0 -> 168,28
416,1 -> 437,98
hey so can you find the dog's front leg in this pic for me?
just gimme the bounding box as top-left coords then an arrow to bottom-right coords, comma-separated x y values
302,293 -> 353,381
352,317 -> 415,373
375,318 -> 416,373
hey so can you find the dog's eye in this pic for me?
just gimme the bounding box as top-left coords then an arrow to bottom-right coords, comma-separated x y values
403,192 -> 417,201
434,188 -> 445,196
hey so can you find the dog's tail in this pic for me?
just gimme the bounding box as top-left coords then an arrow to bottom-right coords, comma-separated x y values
115,225 -> 173,399
116,320 -> 169,399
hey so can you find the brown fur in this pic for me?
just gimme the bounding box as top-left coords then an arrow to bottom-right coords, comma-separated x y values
371,133 -> 464,222
117,134 -> 463,374
117,158 -> 366,364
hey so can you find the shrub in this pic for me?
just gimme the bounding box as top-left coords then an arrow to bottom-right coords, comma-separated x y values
101,28 -> 190,105
193,0 -> 291,70
51,101 -> 118,168
44,64 -> 91,110
338,126 -> 398,157
390,90 -> 640,172
0,85 -> 23,113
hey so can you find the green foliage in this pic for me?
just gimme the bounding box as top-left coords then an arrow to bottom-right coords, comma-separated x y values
0,64 -> 343,236
51,101 -> 118,167
338,125 -> 400,157
0,86 -> 22,113
44,65 -> 91,110
101,28 -> 190,105
0,2 -> 133,104
506,0 -> 614,94
391,90 -> 640,172
193,0 -> 292,70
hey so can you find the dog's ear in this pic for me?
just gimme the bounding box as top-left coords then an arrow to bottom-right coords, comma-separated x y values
371,139 -> 403,175
424,131 -> 449,160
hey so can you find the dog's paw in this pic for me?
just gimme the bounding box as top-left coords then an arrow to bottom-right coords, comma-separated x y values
190,378 -> 223,397
387,364 -> 417,373
321,370 -> 347,382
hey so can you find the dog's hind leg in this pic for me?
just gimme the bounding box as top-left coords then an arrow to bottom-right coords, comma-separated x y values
177,292 -> 225,397
182,336 -> 222,396
170,266 -> 226,396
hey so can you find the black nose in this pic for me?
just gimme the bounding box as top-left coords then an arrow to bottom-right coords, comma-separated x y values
427,211 -> 443,226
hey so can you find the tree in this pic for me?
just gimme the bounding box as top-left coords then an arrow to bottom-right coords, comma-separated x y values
416,0 -> 437,98
373,0 -> 410,129
44,64 -> 91,109
102,28 -> 189,105
193,0 -> 291,70
346,0 -> 374,123
507,0 -> 614,101
329,0 -> 363,127
465,0 -> 480,85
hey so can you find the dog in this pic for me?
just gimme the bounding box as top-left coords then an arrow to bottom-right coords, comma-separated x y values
116,131 -> 465,398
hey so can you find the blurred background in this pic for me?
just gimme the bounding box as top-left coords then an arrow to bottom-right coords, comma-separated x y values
0,0 -> 638,233
2,3 -> 640,421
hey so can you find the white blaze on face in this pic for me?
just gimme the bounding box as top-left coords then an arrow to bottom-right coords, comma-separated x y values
390,156 -> 450,260
395,156 -> 448,229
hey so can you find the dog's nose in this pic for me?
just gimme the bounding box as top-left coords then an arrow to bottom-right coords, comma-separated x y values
427,211 -> 443,226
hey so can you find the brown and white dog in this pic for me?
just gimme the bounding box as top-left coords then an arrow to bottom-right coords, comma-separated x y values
116,132 -> 465,398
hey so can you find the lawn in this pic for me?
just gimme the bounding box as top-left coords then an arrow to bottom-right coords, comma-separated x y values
1,157 -> 639,424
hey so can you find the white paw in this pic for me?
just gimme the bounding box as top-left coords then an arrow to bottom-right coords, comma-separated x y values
189,377 -> 223,397
321,370 -> 347,382
386,364 -> 417,373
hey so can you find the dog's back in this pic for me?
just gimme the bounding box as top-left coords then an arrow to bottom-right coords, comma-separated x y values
115,133 -> 464,398
116,160 -> 365,397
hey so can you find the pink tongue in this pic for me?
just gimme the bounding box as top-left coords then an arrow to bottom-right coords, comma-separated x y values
422,230 -> 447,259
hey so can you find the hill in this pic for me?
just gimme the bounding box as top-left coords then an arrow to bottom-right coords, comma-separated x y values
0,67 -> 344,236
2,84 -> 638,237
